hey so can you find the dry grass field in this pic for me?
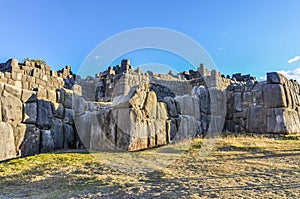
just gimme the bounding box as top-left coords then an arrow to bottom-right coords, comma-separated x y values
1,134 -> 300,198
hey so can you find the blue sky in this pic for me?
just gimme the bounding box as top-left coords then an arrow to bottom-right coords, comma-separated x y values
1,0 -> 300,80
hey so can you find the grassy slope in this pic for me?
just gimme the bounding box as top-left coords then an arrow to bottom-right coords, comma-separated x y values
1,135 -> 300,198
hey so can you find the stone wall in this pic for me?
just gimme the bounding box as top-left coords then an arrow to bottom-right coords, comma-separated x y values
2,57 -> 300,162
0,59 -> 83,161
224,72 -> 300,135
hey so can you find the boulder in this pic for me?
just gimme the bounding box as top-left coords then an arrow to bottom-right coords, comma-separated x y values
0,122 -> 16,161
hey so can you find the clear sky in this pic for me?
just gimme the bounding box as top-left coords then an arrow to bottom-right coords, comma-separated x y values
1,0 -> 300,80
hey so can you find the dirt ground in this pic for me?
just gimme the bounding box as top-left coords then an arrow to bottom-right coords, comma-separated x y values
1,135 -> 300,198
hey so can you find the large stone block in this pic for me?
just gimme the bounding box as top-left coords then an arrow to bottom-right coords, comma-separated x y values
176,115 -> 200,140
40,130 -> 54,153
72,97 -> 87,116
0,122 -> 16,161
263,84 -> 287,108
50,118 -> 64,149
208,88 -> 226,118
163,97 -> 178,117
37,100 -> 53,129
63,108 -> 74,125
267,108 -> 300,134
23,102 -> 37,124
52,103 -> 64,119
1,91 -> 23,123
144,91 -> 157,119
21,89 -> 37,103
47,90 -> 57,102
63,89 -> 73,109
20,124 -> 40,157
267,72 -> 288,85
4,84 -> 22,98
63,124 -> 75,149
234,93 -> 242,112
247,106 -> 266,133
75,112 -> 96,149
156,102 -> 168,120
175,95 -> 200,120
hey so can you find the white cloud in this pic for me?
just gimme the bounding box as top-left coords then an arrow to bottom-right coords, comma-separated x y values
287,56 -> 300,64
94,55 -> 102,60
277,67 -> 300,82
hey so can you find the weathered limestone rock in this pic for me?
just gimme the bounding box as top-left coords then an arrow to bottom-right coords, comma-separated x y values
175,95 -> 200,120
36,88 -> 47,99
50,118 -> 64,149
37,100 -> 53,129
23,102 -> 37,124
247,106 -> 266,133
52,103 -> 64,119
4,84 -> 22,98
176,115 -> 200,140
1,91 -> 23,123
47,90 -> 57,102
157,102 -> 168,120
40,130 -> 54,153
192,86 -> 210,114
75,112 -> 95,149
21,89 -> 37,102
73,96 -> 87,116
0,122 -> 16,161
12,123 -> 26,156
263,84 -> 287,108
63,108 -> 74,125
92,110 -> 117,151
63,124 -> 75,149
234,93 -> 242,112
20,125 -> 40,157
267,72 -> 287,85
72,84 -> 82,96
144,91 -> 157,119
163,97 -> 178,117
63,89 -> 73,109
